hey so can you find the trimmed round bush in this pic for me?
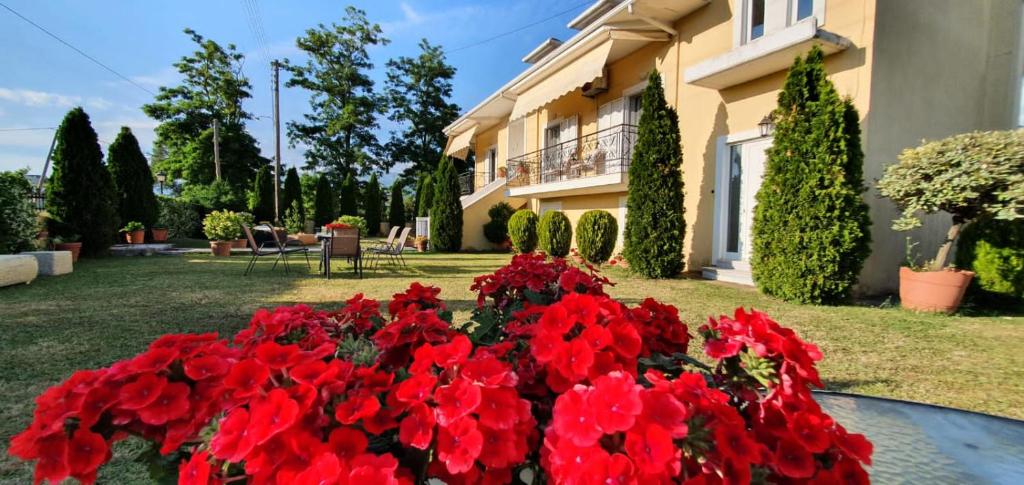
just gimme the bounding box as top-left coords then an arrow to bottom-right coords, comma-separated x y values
576,210 -> 618,264
483,202 -> 516,245
956,217 -> 1024,299
538,210 -> 572,257
508,210 -> 538,254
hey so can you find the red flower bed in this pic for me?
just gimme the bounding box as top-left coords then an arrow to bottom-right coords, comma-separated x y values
10,256 -> 872,484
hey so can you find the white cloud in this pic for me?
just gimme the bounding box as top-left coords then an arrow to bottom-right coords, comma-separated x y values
400,2 -> 425,24
0,88 -> 80,108
380,2 -> 482,35
127,66 -> 181,90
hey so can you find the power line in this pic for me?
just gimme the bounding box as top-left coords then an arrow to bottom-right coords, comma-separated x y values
448,1 -> 592,54
0,2 -> 156,97
0,126 -> 56,132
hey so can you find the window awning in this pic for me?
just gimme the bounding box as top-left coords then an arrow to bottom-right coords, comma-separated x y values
444,125 -> 477,160
509,40 -> 615,121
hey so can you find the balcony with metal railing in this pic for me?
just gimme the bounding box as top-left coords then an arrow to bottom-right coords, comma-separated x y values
506,124 -> 638,197
458,171 -> 495,196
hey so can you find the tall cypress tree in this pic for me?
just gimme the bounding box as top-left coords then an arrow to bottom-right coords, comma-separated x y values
313,175 -> 336,226
364,174 -> 382,236
45,107 -> 119,256
282,167 -> 304,223
339,173 -> 358,216
251,165 -> 275,222
429,157 -> 462,251
389,182 -> 406,229
623,70 -> 685,278
417,175 -> 434,218
751,46 -> 871,303
107,127 -> 158,228
412,175 -> 424,217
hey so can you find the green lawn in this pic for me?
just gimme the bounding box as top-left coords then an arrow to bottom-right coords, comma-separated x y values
1,252 -> 1022,482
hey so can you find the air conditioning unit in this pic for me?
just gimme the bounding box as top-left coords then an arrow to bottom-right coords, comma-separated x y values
582,72 -> 609,98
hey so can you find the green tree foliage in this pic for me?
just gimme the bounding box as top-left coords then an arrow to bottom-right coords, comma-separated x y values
878,129 -> 1024,269
300,173 -> 319,222
282,167 -> 305,224
250,166 -> 275,222
538,211 -> 572,257
313,175 -> 336,227
576,210 -> 618,264
417,175 -> 434,218
483,202 -> 516,245
339,173 -> 358,217
0,169 -> 37,254
179,180 -> 245,213
107,127 -> 158,228
284,7 -> 390,179
45,108 -> 119,256
752,47 -> 871,303
383,40 -> 461,178
158,196 -> 202,239
623,70 -> 685,278
363,174 -> 382,236
389,182 -> 407,229
144,29 -> 265,197
956,216 -> 1024,299
412,176 -> 424,217
508,210 -> 538,254
429,157 -> 463,252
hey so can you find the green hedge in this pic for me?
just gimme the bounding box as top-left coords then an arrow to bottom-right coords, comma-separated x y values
0,169 -> 37,254
483,202 -> 516,245
956,217 -> 1024,299
576,210 -> 618,264
538,210 -> 572,257
508,210 -> 538,254
158,197 -> 202,239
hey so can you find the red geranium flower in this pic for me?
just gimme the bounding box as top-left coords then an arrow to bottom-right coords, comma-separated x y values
178,450 -> 212,485
210,408 -> 254,462
434,378 -> 481,427
774,438 -> 816,478
590,371 -> 642,433
552,387 -> 602,447
624,423 -> 675,475
184,355 -> 231,381
118,373 -> 167,410
254,341 -> 300,369
223,359 -> 269,397
436,416 -> 484,474
137,382 -> 190,425
791,411 -> 831,453
398,402 -> 435,450
65,429 -> 108,475
248,388 -> 299,445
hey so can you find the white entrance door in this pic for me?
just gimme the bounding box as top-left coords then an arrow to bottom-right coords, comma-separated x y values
720,138 -> 770,263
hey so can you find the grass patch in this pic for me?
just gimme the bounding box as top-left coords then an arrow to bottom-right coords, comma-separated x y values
1,252 -> 1021,482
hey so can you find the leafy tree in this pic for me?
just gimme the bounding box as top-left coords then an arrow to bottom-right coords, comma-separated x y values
383,39 -> 461,178
483,202 -> 516,245
300,172 -> 319,222
429,156 -> 463,252
417,175 -> 434,218
364,174 -> 382,236
389,182 -> 407,230
45,108 -> 119,256
144,29 -> 264,196
623,71 -> 685,278
313,175 -> 336,227
752,47 -> 871,303
282,167 -> 305,224
0,169 -> 37,254
284,7 -> 389,180
107,127 -> 159,229
339,173 -> 358,217
250,166 -> 275,222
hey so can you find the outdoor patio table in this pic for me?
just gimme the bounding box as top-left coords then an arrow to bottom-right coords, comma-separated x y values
317,232 -> 363,279
816,391 -> 1024,483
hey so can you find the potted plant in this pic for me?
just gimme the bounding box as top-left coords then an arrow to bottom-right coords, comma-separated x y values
878,129 -> 1024,313
414,236 -> 428,252
497,166 -> 507,178
151,224 -> 169,243
52,234 -> 82,263
203,210 -> 240,257
121,221 -> 145,244
231,212 -> 254,248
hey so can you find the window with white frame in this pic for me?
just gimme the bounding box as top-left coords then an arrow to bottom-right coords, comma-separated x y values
737,0 -> 824,46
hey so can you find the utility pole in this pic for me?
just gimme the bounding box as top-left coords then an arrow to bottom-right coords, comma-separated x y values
36,129 -> 58,192
272,60 -> 282,223
213,118 -> 222,181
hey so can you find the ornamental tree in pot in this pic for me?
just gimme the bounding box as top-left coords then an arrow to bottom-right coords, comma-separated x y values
203,210 -> 242,257
878,129 -> 1024,313
121,221 -> 145,244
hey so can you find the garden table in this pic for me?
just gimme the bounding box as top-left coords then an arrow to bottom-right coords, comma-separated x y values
316,232 -> 363,279
816,391 -> 1024,483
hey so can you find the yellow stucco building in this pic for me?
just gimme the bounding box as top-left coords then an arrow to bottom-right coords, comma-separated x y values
444,0 -> 1024,294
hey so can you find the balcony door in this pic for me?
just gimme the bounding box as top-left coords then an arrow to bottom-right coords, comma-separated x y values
597,99 -> 624,173
715,137 -> 770,265
543,116 -> 576,183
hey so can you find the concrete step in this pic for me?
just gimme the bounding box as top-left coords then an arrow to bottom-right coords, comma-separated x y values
702,266 -> 754,286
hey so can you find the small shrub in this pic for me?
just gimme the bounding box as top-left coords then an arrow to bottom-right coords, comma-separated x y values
576,210 -> 618,264
283,200 -> 306,234
483,202 -> 516,245
203,210 -> 243,241
538,210 -> 572,257
508,209 -> 538,253
334,215 -> 368,236
956,216 -> 1024,299
0,169 -> 37,254
159,197 -> 202,239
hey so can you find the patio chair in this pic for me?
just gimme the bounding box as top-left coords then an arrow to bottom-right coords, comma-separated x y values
369,225 -> 400,253
323,226 -> 362,279
242,223 -> 311,276
368,227 -> 411,268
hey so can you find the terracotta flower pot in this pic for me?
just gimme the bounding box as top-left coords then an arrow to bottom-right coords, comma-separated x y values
151,228 -> 168,242
294,233 -> 317,246
899,266 -> 975,314
55,242 -> 81,263
210,241 -> 233,257
231,239 -> 247,249
415,241 -> 428,252
127,230 -> 146,245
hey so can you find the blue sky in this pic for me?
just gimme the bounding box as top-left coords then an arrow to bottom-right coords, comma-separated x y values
0,0 -> 591,180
